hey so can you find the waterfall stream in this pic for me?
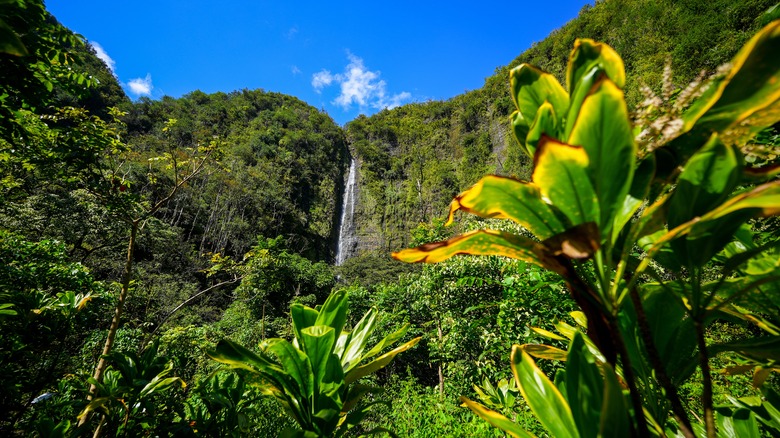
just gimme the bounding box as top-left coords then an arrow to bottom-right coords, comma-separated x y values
335,158 -> 357,266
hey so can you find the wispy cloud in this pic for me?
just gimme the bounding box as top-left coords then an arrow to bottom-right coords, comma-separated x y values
127,74 -> 153,96
312,70 -> 334,92
291,65 -> 302,75
312,53 -> 411,110
89,41 -> 116,74
285,26 -> 299,39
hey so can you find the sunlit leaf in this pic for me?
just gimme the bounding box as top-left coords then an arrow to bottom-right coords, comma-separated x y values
447,175 -> 566,240
392,229 -> 566,275
460,397 -> 537,438
511,345 -> 579,438
533,136 -> 599,228
510,64 -> 569,129
567,77 -> 636,238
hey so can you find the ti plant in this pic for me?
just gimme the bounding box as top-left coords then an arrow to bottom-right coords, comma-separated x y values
207,289 -> 421,437
394,20 -> 780,438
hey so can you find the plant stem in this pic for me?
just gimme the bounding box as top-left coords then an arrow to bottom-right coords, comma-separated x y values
629,287 -> 695,437
694,318 -> 716,438
78,219 -> 138,428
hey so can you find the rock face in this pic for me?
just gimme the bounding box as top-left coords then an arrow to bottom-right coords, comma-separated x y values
335,158 -> 358,265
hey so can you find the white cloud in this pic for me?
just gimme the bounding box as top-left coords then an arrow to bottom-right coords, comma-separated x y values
89,41 -> 116,74
127,74 -> 153,96
312,53 -> 411,110
312,70 -> 335,92
291,65 -> 301,75
286,26 -> 299,39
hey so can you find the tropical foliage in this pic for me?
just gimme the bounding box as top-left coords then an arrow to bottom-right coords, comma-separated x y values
395,18 -> 780,438
1,0 -> 779,436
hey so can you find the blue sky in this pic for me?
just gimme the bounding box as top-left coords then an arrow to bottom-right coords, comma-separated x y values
47,1 -> 591,125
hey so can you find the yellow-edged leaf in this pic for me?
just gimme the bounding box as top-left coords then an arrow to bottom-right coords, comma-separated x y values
511,346 -> 579,438
567,77 -> 636,239
520,343 -> 568,361
447,175 -> 566,240
533,136 -> 599,228
460,397 -> 537,438
392,229 -> 566,275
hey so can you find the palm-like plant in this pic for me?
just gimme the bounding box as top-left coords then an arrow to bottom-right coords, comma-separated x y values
208,289 -> 420,437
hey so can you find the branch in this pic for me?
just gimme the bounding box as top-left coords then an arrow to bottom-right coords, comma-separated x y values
139,275 -> 241,351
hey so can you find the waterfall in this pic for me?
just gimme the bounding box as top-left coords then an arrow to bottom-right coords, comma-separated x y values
335,158 -> 357,266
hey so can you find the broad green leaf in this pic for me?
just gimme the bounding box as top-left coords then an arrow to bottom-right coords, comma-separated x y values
533,136 -> 599,228
567,77 -> 636,239
362,323 -> 410,361
511,110 -> 532,155
685,21 -> 780,135
291,304 -> 319,345
342,384 -> 381,414
521,343 -> 568,361
460,397 -> 537,438
511,345 -> 579,438
566,332 -> 603,438
638,284 -> 698,385
344,337 -> 420,385
510,64 -> 569,128
565,39 -> 625,138
300,325 -> 337,391
446,175 -> 567,240
266,339 -> 315,401
339,307 -> 378,372
392,229 -> 567,275
314,289 -> 348,337
566,39 -> 626,95
668,136 -> 742,229
613,155 -> 655,245
709,336 -> 780,362
526,101 -> 559,156
598,362 -> 632,437
715,408 -> 761,438
666,21 -> 780,166
641,181 -> 780,268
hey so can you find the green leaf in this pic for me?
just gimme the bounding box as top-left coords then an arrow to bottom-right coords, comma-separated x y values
299,325 -> 337,390
567,77 -> 636,239
339,307 -> 378,372
291,304 -> 319,345
666,21 -> 780,166
526,101 -> 560,156
344,337 -> 420,385
566,333 -> 603,438
511,110 -> 531,155
533,136 -> 599,229
686,21 -> 780,136
511,345 -> 579,438
314,289 -> 348,339
667,136 -> 743,266
392,229 -> 566,275
613,156 -> 655,245
510,64 -> 569,132
598,362 -> 632,437
0,19 -> 28,57
460,397 -> 537,438
715,407 -> 761,438
565,39 -> 625,139
521,343 -> 568,361
709,336 -> 780,362
446,175 -> 567,240
266,339 -> 315,401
